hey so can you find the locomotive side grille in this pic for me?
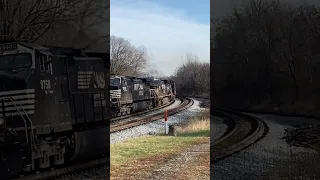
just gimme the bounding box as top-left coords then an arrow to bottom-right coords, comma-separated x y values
110,90 -> 121,99
77,71 -> 93,89
0,89 -> 35,117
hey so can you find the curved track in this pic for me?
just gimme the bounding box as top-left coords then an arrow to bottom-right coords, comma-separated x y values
11,97 -> 193,180
111,97 -> 193,133
211,107 -> 269,163
110,97 -> 180,123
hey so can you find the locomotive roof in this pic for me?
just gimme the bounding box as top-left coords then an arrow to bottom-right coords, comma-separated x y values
1,42 -> 109,62
110,75 -> 125,79
109,75 -> 174,83
110,75 -> 140,79
73,57 -> 103,61
0,42 -> 52,56
19,42 -> 50,51
161,79 -> 173,82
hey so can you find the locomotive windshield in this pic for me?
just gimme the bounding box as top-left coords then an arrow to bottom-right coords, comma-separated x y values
0,53 -> 32,71
149,80 -> 160,87
110,77 -> 121,86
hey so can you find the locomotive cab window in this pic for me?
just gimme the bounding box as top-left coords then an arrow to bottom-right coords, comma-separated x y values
110,77 -> 121,90
0,53 -> 32,71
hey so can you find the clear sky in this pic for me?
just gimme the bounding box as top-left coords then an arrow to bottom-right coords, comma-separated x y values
110,0 -> 210,76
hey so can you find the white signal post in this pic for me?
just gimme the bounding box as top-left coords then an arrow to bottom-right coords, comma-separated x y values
164,109 -> 168,135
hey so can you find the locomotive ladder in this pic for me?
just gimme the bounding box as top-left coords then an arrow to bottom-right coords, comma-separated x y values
1,97 -> 35,145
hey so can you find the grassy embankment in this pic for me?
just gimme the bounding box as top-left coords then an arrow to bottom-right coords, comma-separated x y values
110,110 -> 210,172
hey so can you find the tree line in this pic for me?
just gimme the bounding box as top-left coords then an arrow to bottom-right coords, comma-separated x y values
0,0 -> 210,97
110,35 -> 210,97
211,0 -> 320,116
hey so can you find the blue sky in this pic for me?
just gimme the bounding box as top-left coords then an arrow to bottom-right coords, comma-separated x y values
149,0 -> 210,24
110,0 -> 210,76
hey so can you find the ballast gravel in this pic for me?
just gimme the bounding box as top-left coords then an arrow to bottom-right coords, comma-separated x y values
212,113 -> 318,180
211,116 -> 228,141
110,98 -> 207,144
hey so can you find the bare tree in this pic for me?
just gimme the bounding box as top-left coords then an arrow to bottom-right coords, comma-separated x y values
0,0 -> 109,49
142,67 -> 165,78
172,53 -> 210,96
110,35 -> 149,76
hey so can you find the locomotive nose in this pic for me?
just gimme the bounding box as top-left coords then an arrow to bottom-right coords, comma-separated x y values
0,75 -> 27,91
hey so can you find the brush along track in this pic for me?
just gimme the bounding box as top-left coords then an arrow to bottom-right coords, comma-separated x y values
111,97 -> 194,133
211,108 -> 268,163
11,97 -> 193,180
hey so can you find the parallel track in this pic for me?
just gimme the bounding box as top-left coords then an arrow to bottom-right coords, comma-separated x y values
110,97 -> 180,123
111,97 -> 193,133
211,107 -> 269,163
11,97 -> 194,180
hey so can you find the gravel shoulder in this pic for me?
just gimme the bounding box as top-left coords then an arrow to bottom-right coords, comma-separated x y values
212,114 -> 319,180
111,98 -> 205,144
211,116 -> 228,142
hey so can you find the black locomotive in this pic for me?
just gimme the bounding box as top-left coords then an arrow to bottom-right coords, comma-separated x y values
0,42 -> 110,179
110,75 -> 176,117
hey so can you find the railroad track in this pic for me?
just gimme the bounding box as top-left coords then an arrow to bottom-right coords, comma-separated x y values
211,107 -> 269,163
11,97 -> 194,180
110,97 -> 180,123
111,97 -> 193,133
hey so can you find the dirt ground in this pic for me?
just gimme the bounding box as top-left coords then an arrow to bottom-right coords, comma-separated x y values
110,137 -> 210,180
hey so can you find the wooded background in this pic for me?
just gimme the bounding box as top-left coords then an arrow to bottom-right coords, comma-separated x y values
211,0 -> 320,116
0,0 -> 109,52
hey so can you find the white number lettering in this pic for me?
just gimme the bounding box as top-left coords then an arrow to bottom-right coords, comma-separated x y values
40,80 -> 51,90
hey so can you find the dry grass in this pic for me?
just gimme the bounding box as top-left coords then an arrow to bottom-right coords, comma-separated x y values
110,110 -> 211,179
176,110 -> 210,137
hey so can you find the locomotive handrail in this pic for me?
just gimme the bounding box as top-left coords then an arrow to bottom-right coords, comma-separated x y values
14,97 -> 35,144
1,97 -> 35,145
0,97 -> 28,143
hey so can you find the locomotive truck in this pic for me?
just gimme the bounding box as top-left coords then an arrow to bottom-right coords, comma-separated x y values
110,75 -> 176,117
0,42 -> 110,179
